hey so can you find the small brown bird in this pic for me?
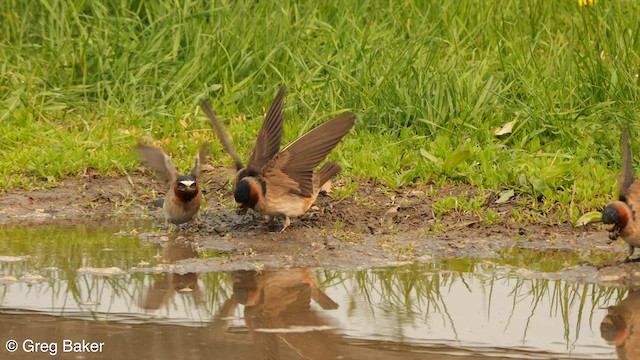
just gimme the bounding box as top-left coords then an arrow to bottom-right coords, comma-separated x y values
600,289 -> 640,360
602,128 -> 640,261
141,234 -> 201,310
211,268 -> 339,359
137,143 -> 209,225
200,88 -> 355,231
201,86 -> 286,183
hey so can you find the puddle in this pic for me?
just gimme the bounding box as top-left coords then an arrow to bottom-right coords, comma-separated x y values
0,224 -> 632,359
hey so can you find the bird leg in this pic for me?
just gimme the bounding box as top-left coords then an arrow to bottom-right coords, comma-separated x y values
625,245 -> 639,263
280,216 -> 291,232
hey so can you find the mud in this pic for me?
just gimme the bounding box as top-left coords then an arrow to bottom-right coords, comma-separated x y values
1,170 -> 639,288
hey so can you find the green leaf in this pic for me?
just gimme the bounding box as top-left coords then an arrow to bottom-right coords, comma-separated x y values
574,211 -> 602,227
494,120 -> 516,136
420,148 -> 441,164
444,149 -> 471,171
529,178 -> 546,194
495,189 -> 515,204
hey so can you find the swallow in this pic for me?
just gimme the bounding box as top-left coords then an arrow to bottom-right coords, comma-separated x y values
602,128 -> 640,261
201,88 -> 355,231
136,143 -> 209,225
210,268 -> 339,358
600,289 -> 640,359
141,234 -> 201,310
201,86 -> 285,182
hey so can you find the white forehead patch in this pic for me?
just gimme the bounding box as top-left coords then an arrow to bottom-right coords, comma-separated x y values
179,180 -> 195,187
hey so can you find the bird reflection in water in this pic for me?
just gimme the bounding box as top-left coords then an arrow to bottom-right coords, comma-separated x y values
601,288 -> 640,360
140,233 -> 201,310
212,268 -> 340,360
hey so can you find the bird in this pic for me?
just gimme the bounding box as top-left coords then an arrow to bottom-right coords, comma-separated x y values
200,87 -> 355,231
200,86 -> 285,185
141,234 -> 201,310
600,289 -> 640,360
210,269 -> 339,359
602,128 -> 640,262
136,143 -> 209,225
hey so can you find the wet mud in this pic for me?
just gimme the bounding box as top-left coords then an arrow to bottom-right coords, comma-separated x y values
0,209 -> 637,358
0,172 -> 638,287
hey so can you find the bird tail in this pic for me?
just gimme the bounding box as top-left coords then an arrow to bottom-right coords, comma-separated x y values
311,288 -> 339,310
316,161 -> 341,190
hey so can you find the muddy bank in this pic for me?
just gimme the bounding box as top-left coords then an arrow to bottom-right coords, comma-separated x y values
0,169 -> 600,239
1,171 -> 639,287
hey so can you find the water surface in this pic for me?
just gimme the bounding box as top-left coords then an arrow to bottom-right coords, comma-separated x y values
0,224 -> 629,359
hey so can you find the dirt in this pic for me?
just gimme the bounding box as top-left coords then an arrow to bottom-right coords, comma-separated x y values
1,169 -> 639,287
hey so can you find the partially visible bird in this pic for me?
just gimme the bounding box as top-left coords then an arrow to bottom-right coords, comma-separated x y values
200,86 -> 285,185
210,268 -> 339,359
137,143 -> 209,225
200,88 -> 355,231
602,128 -> 640,261
140,234 -> 201,310
600,289 -> 640,360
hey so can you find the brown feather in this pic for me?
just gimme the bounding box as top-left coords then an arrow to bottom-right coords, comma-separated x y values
613,202 -> 631,230
600,289 -> 640,359
200,100 -> 245,171
248,178 -> 262,208
136,143 -> 178,187
620,128 -> 634,201
263,113 -> 355,197
190,143 -> 211,178
314,161 -> 341,190
247,86 -> 286,174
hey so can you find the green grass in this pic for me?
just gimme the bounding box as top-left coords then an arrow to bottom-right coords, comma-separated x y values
1,0 -> 640,224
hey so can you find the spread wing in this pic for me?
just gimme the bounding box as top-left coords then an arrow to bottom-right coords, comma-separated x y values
136,143 -> 178,187
190,143 -> 211,179
246,86 -> 286,174
619,128 -> 634,201
262,112 -> 355,197
200,100 -> 244,171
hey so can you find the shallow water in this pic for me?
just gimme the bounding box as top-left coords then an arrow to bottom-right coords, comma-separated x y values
0,224 -> 630,359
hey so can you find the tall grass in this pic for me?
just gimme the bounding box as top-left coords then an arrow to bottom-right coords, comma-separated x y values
1,0 -> 640,221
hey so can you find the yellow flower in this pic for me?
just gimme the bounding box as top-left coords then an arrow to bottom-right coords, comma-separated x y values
578,0 -> 598,6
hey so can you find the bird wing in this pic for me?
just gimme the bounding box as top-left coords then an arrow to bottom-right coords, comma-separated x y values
190,143 -> 211,179
246,86 -> 286,175
261,112 -> 355,197
200,100 -> 244,171
136,143 -> 178,188
620,128 -> 635,201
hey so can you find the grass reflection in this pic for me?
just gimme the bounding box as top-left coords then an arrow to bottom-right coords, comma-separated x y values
0,225 -> 624,357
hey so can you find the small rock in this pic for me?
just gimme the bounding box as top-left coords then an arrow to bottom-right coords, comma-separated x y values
599,274 -> 621,282
0,275 -> 17,285
21,273 -> 45,284
77,267 -> 126,277
0,256 -> 28,262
